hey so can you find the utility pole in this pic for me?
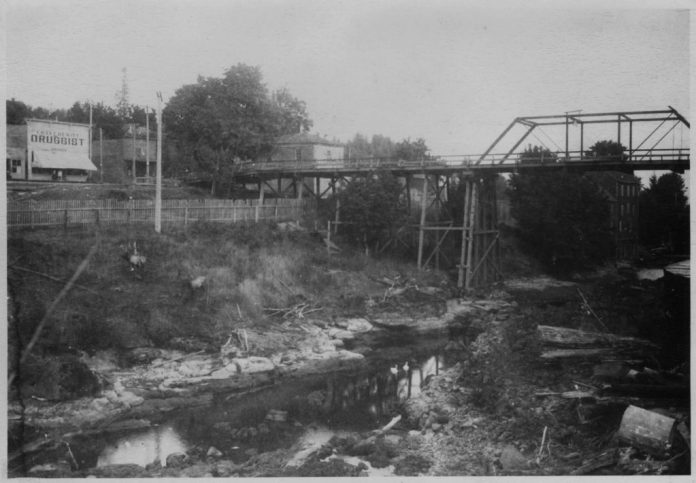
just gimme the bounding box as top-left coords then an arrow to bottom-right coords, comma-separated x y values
132,122 -> 136,182
99,128 -> 103,183
154,93 -> 163,233
146,107 -> 150,178
88,102 -> 93,164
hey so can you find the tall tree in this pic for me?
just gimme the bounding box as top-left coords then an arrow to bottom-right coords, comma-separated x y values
6,99 -> 32,124
164,64 -> 312,195
508,145 -> 614,273
395,137 -> 430,161
639,173 -> 689,253
585,140 -> 627,160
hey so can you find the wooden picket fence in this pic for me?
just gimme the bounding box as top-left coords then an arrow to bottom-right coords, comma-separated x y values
7,198 -> 313,229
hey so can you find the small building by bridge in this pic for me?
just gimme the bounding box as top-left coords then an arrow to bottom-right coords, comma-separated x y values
6,120 -> 97,182
268,132 -> 345,166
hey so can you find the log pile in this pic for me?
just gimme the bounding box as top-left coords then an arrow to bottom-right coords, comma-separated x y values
536,325 -> 690,473
538,325 -> 658,362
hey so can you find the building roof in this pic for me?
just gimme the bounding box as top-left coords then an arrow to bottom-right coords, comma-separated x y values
276,132 -> 343,147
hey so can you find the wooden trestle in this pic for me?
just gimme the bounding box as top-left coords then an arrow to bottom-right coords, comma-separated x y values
243,170 -> 501,291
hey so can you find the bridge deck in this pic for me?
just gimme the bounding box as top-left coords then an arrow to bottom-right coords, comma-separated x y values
235,148 -> 689,180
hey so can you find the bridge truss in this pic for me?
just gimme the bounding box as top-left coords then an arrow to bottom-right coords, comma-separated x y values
234,107 -> 690,291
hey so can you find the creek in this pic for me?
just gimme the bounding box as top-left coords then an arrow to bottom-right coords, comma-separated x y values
65,331 -> 466,472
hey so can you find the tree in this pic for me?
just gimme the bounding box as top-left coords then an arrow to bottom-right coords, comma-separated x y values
164,64 -> 312,195
638,173 -> 689,253
395,137 -> 430,161
346,133 -> 396,159
508,146 -> 614,273
6,99 -> 32,124
519,145 -> 557,164
585,140 -> 627,161
337,172 -> 408,253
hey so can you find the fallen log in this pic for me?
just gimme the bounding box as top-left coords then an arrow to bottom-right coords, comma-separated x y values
538,325 -> 658,350
616,405 -> 676,458
570,448 -> 619,475
602,383 -> 689,399
540,348 -> 646,362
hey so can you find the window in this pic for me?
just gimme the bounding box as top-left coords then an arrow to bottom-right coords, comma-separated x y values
7,159 -> 21,173
295,148 -> 302,162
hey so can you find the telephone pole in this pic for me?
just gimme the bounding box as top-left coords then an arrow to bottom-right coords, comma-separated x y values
154,93 -> 163,233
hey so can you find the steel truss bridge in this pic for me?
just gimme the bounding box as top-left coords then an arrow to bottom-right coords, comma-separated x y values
233,108 -> 690,291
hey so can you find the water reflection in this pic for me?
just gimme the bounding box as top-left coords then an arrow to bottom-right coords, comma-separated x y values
95,352 -> 447,468
97,425 -> 187,467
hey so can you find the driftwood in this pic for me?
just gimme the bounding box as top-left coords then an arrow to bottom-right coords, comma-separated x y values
538,325 -> 658,350
616,405 -> 676,457
570,448 -> 619,475
540,348 -> 646,362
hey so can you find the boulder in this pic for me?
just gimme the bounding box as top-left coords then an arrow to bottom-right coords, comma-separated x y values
499,445 -> 527,470
207,446 -> 223,458
328,328 -> 355,340
165,452 -> 189,468
338,318 -> 374,333
90,464 -> 146,478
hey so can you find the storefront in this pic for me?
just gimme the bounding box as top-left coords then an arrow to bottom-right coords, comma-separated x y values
6,119 -> 97,181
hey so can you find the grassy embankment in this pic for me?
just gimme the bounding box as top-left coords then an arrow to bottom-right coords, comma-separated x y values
8,221 -> 447,393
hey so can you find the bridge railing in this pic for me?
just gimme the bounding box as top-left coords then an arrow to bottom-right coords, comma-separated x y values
236,148 -> 689,174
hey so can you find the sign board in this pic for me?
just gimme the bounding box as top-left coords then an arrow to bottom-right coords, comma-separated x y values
27,119 -> 96,171
27,119 -> 89,156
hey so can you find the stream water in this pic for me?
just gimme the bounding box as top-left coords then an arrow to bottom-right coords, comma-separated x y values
69,333 -> 460,471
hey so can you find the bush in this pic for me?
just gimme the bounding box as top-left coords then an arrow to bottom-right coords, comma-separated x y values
336,171 -> 408,252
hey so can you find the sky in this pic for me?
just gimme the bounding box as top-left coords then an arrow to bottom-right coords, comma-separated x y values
3,0 -> 692,168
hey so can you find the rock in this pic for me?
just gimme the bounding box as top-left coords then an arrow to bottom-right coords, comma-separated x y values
207,446 -> 223,457
330,339 -> 345,348
337,318 -> 373,333
214,461 -> 240,477
22,354 -> 101,401
328,328 -> 355,340
90,464 -> 146,478
165,452 -> 189,468
125,347 -> 162,365
431,423 -> 442,431
213,422 -> 233,432
178,358 -> 214,376
228,356 -> 275,374
499,445 -> 527,470
384,434 -> 402,445
266,409 -> 288,422
28,462 -> 73,477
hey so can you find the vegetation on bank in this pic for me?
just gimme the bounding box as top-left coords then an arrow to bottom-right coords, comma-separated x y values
8,222 -> 446,375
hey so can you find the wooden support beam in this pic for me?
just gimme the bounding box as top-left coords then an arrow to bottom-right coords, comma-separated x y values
417,174 -> 429,269
464,181 -> 478,290
458,179 -> 471,289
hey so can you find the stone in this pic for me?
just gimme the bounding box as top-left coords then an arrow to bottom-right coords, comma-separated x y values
91,463 -> 146,478
328,328 -> 356,340
28,462 -> 73,477
499,445 -> 527,470
431,423 -> 442,431
207,446 -> 223,457
339,318 -> 374,332
330,339 -> 345,348
384,434 -> 402,445
165,452 -> 189,468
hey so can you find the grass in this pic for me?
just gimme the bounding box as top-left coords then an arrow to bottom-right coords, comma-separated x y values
8,222 -> 449,366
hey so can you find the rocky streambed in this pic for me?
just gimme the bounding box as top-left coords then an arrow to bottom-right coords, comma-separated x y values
9,296 -> 499,477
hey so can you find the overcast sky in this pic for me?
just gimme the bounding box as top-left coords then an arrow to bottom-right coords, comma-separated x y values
4,0 -> 692,160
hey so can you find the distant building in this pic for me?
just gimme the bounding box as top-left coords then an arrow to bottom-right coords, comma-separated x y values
92,133 -> 157,184
586,171 -> 641,260
256,132 -> 346,196
269,132 -> 345,166
6,120 -> 97,182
